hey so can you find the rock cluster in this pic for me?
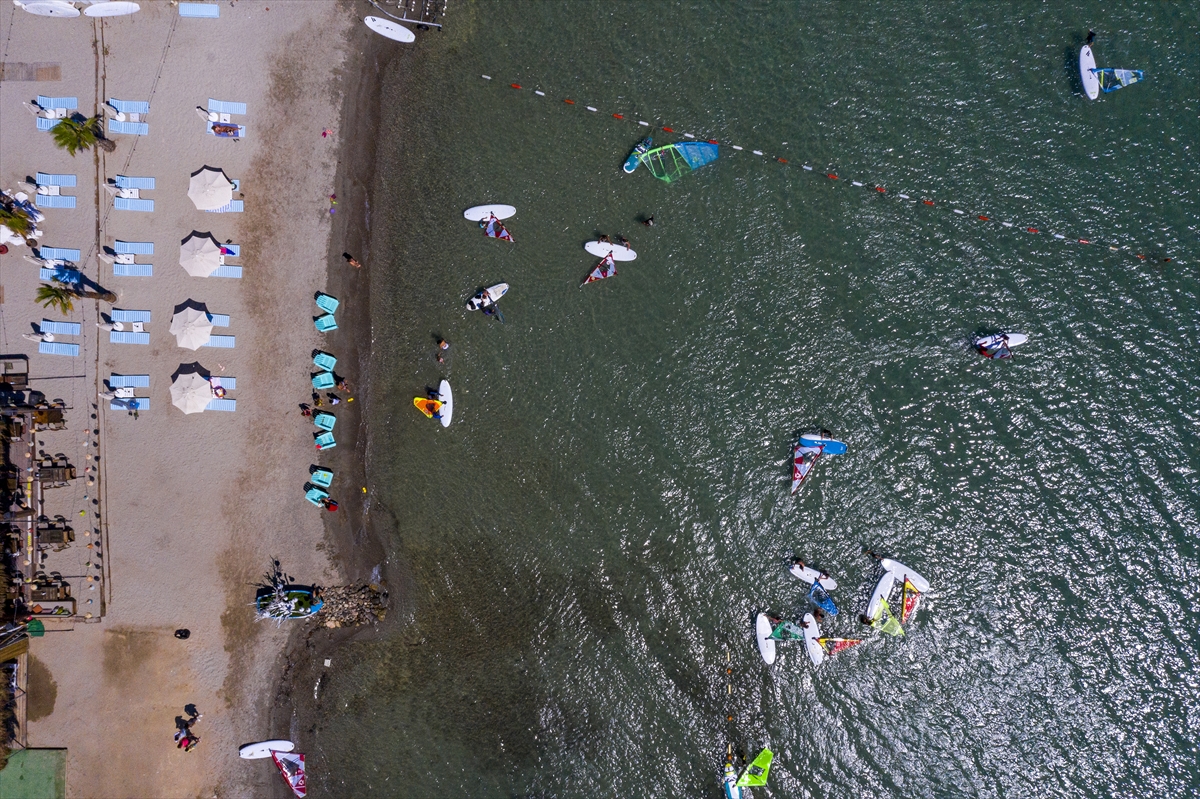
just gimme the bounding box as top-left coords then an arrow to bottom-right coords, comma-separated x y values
320,584 -> 387,628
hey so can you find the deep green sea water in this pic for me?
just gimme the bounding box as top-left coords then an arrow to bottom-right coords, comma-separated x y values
310,3 -> 1199,796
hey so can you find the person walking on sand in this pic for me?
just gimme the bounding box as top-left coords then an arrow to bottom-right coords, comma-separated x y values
343,252 -> 361,268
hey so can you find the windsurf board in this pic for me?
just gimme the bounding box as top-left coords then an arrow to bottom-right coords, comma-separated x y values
881,558 -> 930,593
798,433 -> 848,455
788,562 -> 838,591
755,613 -> 776,665
802,613 -> 825,666
866,569 -> 896,620
438,379 -> 453,427
584,241 -> 637,261
463,204 -> 516,221
365,16 -> 416,43
239,740 -> 295,760
1080,45 -> 1100,100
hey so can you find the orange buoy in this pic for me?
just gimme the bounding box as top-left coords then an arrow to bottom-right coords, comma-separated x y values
978,215 -> 990,221
923,200 -> 934,205
778,158 -> 788,163
708,139 -> 719,144
612,113 -> 624,119
876,186 -> 886,192
564,98 -> 575,105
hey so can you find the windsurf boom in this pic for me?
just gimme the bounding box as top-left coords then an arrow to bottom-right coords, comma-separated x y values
1093,68 -> 1144,93
641,142 -> 719,183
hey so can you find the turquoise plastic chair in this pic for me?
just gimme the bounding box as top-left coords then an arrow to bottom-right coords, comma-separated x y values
313,412 -> 336,432
313,351 -> 337,371
312,371 -> 335,390
310,468 -> 333,489
314,431 -> 336,450
315,293 -> 340,314
315,314 -> 338,332
305,486 -> 329,505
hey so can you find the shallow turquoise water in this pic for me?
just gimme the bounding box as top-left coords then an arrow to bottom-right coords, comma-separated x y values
309,3 -> 1199,796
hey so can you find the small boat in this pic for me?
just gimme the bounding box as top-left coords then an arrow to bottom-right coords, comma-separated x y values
974,332 -> 1027,360
413,397 -> 443,418
582,254 -> 617,286
254,585 -> 323,623
272,750 -> 308,798
467,283 -> 509,311
623,135 -> 653,174
791,443 -> 822,493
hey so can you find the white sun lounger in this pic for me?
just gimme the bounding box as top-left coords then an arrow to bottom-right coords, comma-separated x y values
205,200 -> 243,213
109,374 -> 150,388
208,314 -> 230,327
206,398 -> 237,411
35,118 -> 61,132
40,320 -> 81,336
113,264 -> 153,276
179,3 -> 220,17
211,265 -> 242,278
210,376 -> 236,389
107,99 -> 149,115
37,96 -> 77,110
38,342 -> 79,357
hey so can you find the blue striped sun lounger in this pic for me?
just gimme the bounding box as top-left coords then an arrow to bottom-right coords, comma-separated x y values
314,315 -> 338,332
205,200 -> 243,213
210,376 -> 236,390
36,173 -> 76,187
206,398 -> 237,412
107,99 -> 150,115
111,309 -> 151,323
211,265 -> 242,278
220,244 -> 241,257
207,99 -> 246,115
114,241 -> 154,255
207,314 -> 230,327
113,264 -> 153,276
115,175 -> 155,190
38,342 -> 79,357
315,293 -> 340,314
311,371 -> 335,390
180,2 -> 219,17
37,96 -> 77,110
40,267 -> 81,283
110,397 -> 149,411
115,198 -> 154,212
313,412 -> 336,432
305,486 -> 329,505
110,331 -> 150,344
314,432 -> 336,450
202,335 -> 235,348
35,195 -> 76,209
40,320 -> 81,336
35,118 -> 61,132
40,246 -> 80,261
310,468 -> 334,489
313,352 -> 337,371
108,120 -> 149,136
109,374 -> 150,388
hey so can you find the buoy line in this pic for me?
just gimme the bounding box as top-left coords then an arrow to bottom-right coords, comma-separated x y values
479,74 -> 1180,265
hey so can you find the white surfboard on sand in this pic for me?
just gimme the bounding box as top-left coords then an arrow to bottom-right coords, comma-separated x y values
464,205 -> 516,222
365,16 -> 416,43
1080,45 -> 1100,100
83,1 -> 140,16
239,740 -> 295,760
584,241 -> 637,261
438,379 -> 453,427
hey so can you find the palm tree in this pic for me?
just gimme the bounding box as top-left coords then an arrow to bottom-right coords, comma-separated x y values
36,282 -> 117,315
36,283 -> 75,315
50,115 -> 116,156
0,207 -> 34,238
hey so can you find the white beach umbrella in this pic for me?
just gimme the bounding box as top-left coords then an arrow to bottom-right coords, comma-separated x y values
170,308 -> 214,351
170,373 -> 214,415
187,167 -> 234,211
179,234 -> 222,278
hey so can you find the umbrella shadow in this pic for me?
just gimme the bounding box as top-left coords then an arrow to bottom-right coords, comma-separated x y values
180,230 -> 220,247
171,362 -> 211,382
172,298 -> 211,316
190,165 -> 230,180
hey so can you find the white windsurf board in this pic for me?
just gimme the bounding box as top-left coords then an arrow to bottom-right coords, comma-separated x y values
1080,46 -> 1100,100
802,613 -> 825,666
463,204 -> 516,222
755,613 -> 776,665
239,740 -> 295,760
584,241 -> 637,261
865,570 -> 896,621
788,562 -> 838,591
365,16 -> 416,43
438,379 -> 453,427
881,559 -> 930,593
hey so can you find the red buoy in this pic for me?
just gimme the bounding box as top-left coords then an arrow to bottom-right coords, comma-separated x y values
662,126 -> 674,133
510,83 -> 522,89
923,200 -> 934,206
778,158 -> 788,164
978,216 -> 990,221
827,174 -> 838,180
1027,227 -> 1038,233
875,186 -> 886,193
708,139 -> 719,144
612,113 -> 624,119
564,98 -> 575,105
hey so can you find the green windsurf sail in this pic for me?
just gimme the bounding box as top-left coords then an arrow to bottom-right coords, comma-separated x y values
873,597 -> 905,637
641,141 -> 719,183
734,748 -> 774,788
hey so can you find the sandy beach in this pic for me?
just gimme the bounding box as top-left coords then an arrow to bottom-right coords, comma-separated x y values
0,1 -> 376,795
